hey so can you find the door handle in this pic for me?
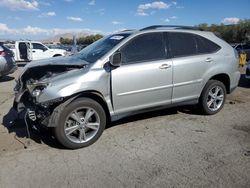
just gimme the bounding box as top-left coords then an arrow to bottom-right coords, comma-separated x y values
205,58 -> 213,62
32,50 -> 36,53
159,64 -> 171,69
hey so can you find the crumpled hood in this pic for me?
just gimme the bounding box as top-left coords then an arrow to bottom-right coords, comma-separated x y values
20,55 -> 88,76
26,55 -> 87,68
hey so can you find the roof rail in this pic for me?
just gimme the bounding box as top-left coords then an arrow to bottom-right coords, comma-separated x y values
140,25 -> 203,31
120,29 -> 134,32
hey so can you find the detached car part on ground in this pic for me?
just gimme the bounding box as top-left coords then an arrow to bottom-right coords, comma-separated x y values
0,45 -> 17,77
14,26 -> 240,149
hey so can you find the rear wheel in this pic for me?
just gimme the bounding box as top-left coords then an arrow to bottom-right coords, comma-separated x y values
199,80 -> 226,115
54,98 -> 106,149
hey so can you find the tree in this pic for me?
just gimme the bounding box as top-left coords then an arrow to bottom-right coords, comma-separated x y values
60,34 -> 104,45
198,19 -> 250,43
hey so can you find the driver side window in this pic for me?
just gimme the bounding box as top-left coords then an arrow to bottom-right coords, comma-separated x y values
120,32 -> 166,64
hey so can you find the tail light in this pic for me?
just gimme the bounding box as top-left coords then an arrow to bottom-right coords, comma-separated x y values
0,50 -> 6,56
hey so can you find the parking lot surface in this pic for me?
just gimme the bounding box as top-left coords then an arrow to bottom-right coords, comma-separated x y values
0,66 -> 250,187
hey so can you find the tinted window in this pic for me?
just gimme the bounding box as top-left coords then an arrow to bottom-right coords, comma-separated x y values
121,33 -> 165,64
32,43 -> 47,50
168,32 -> 197,57
195,35 -> 221,54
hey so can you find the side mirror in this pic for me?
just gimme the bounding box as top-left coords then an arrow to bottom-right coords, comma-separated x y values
110,52 -> 121,67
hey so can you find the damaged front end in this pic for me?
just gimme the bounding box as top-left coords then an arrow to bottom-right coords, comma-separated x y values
14,63 -> 87,127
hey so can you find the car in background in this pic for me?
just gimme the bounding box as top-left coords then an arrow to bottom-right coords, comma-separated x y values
11,41 -> 67,62
233,43 -> 250,61
0,43 -> 17,78
246,60 -> 250,79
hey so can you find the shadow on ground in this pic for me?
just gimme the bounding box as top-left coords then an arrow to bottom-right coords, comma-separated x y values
2,105 -> 199,149
2,108 -> 64,149
0,76 -> 14,82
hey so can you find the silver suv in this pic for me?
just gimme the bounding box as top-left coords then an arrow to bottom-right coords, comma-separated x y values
14,25 -> 240,149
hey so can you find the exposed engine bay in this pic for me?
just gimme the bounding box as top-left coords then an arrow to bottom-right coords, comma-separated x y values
14,64 -> 86,127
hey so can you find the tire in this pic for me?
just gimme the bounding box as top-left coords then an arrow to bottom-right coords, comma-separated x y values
199,80 -> 226,115
53,97 -> 106,149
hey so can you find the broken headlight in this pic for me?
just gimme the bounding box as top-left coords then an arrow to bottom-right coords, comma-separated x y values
26,81 -> 50,97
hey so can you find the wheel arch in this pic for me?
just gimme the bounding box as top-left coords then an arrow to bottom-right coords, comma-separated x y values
72,91 -> 111,123
207,73 -> 230,94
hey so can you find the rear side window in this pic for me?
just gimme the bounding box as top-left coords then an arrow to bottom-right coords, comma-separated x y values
168,32 -> 197,58
168,32 -> 221,58
195,35 -> 221,54
121,32 -> 165,64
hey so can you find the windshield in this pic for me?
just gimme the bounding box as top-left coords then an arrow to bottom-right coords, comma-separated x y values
79,33 -> 130,63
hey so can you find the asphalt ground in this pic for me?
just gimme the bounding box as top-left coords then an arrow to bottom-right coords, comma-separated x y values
0,65 -> 249,188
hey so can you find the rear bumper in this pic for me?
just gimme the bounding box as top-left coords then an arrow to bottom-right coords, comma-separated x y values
230,71 -> 241,93
246,67 -> 250,79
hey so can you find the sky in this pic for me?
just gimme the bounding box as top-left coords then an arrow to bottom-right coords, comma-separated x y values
0,0 -> 249,40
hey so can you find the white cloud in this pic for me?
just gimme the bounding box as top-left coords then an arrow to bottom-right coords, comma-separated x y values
112,21 -> 122,25
23,25 -> 49,35
164,18 -> 170,22
0,23 -> 102,37
67,16 -> 83,22
47,12 -> 55,16
0,0 -> 39,11
170,16 -> 177,19
0,23 -> 16,34
222,17 -> 240,24
172,1 -> 177,5
88,0 -> 95,5
39,11 -> 56,17
137,11 -> 148,16
137,1 -> 170,16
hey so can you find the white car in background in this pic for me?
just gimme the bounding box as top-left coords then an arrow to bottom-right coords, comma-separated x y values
11,41 -> 67,62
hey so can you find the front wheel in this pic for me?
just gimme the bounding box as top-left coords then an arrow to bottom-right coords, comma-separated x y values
199,80 -> 226,115
53,98 -> 106,149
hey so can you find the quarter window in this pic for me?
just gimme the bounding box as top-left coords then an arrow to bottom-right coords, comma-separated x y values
121,33 -> 165,64
195,35 -> 221,54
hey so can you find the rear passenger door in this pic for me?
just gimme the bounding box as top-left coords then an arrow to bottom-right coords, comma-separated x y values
167,32 -> 221,103
111,32 -> 173,114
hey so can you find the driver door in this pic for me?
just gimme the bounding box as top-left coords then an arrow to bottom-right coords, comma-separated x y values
111,32 -> 173,114
31,42 -> 48,60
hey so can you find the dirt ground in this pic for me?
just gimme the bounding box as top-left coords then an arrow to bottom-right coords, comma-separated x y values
0,65 -> 250,188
